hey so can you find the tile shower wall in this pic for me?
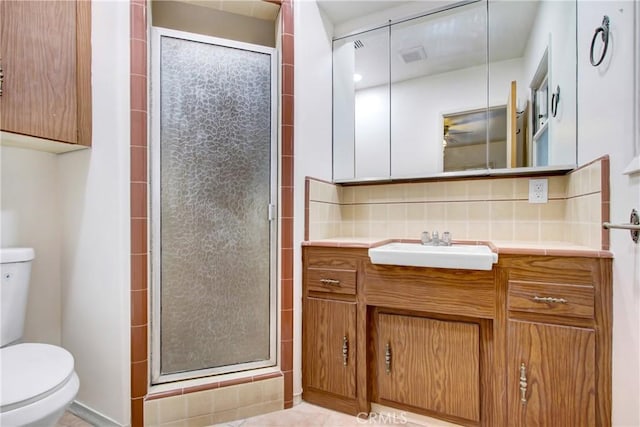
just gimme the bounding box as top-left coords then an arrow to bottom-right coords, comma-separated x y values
307,157 -> 608,250
144,377 -> 283,427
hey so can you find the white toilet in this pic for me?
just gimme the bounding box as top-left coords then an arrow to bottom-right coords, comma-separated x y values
1,248 -> 80,427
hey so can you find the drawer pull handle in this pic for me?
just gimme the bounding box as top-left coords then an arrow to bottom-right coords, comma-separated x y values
520,363 -> 528,404
320,278 -> 341,286
533,296 -> 568,304
342,336 -> 348,366
385,343 -> 392,374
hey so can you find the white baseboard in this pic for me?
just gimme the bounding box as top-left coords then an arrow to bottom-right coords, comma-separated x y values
68,401 -> 123,427
293,392 -> 303,406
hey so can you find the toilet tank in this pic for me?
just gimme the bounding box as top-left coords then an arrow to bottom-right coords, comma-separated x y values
0,248 -> 35,347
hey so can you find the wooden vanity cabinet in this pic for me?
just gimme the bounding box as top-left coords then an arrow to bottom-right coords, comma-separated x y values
0,0 -> 92,146
376,313 -> 480,423
302,246 -> 367,415
507,319 -> 596,426
303,298 -> 357,399
366,263 -> 494,426
501,255 -> 612,427
302,246 -> 612,427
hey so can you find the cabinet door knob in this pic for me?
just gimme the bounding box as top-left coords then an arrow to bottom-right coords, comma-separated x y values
385,343 -> 392,374
342,336 -> 348,366
533,295 -> 568,304
520,363 -> 528,404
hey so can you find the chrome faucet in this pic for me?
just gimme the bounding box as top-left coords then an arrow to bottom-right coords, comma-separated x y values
420,230 -> 452,246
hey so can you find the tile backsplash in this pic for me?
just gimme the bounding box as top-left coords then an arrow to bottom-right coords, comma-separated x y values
306,157 -> 609,250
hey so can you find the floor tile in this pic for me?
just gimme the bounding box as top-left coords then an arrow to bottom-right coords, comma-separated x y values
213,402 -> 458,427
55,411 -> 93,427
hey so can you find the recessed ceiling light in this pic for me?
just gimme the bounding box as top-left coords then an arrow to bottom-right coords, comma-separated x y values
353,73 -> 363,82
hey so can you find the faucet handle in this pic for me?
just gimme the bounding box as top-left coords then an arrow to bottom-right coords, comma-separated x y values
442,231 -> 452,246
421,231 -> 431,245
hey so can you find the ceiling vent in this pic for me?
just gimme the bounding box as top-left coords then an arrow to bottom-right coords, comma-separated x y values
354,40 -> 364,49
399,46 -> 427,63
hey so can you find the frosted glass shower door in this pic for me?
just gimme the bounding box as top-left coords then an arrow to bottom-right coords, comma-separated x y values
151,28 -> 277,383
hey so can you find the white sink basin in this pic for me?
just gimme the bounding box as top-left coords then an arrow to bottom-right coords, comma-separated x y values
368,242 -> 498,271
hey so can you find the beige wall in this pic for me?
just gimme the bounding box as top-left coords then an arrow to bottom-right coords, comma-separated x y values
57,1 -> 132,424
151,1 -> 276,47
0,146 -> 62,346
577,2 -> 639,425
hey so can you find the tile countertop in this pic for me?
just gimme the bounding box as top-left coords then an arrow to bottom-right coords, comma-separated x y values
302,238 -> 613,258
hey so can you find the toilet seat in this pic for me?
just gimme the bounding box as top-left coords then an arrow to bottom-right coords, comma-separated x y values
1,343 -> 75,412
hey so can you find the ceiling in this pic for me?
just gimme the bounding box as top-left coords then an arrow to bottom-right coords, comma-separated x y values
178,0 -> 280,21
317,0 -> 415,25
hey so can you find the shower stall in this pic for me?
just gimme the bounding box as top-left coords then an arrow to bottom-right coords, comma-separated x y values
150,28 -> 278,383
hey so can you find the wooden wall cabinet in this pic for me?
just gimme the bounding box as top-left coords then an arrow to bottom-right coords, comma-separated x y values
0,0 -> 92,147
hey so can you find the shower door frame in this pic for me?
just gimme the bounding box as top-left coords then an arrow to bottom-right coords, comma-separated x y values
149,27 -> 279,385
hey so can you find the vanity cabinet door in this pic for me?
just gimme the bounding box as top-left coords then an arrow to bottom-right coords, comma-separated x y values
507,320 -> 596,426
303,297 -> 357,399
377,313 -> 480,422
0,0 -> 91,146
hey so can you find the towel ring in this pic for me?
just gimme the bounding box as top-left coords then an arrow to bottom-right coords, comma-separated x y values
590,15 -> 610,67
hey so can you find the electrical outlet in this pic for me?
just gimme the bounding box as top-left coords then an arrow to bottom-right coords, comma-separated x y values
529,179 -> 548,204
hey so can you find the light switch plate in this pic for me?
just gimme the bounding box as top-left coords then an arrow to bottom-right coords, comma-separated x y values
529,179 -> 548,204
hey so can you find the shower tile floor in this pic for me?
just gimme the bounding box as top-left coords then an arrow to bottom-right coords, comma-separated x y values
57,402 -> 461,427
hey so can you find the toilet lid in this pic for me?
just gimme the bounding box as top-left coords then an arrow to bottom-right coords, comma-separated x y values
1,343 -> 75,410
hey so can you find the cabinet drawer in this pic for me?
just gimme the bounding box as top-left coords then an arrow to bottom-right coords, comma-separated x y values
508,281 -> 594,319
306,268 -> 356,295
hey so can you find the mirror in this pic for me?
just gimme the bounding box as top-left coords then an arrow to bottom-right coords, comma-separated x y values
332,0 -> 577,181
333,26 -> 390,180
390,2 -> 487,177
488,0 -> 577,171
443,106 -> 506,171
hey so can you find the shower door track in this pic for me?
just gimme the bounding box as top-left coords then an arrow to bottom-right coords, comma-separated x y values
149,27 -> 279,385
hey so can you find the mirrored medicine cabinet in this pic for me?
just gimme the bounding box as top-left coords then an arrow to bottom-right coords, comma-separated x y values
332,0 -> 577,182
